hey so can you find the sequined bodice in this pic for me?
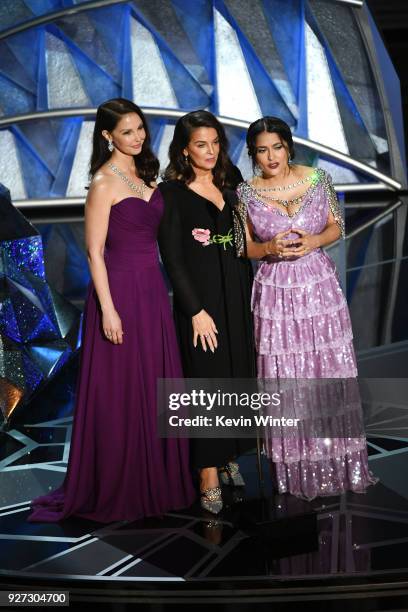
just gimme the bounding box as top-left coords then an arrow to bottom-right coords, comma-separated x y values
245,181 -> 329,243
236,168 -> 345,246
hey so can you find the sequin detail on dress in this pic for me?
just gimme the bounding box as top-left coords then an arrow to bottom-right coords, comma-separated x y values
239,167 -> 377,500
233,196 -> 248,257
320,170 -> 345,238
237,168 -> 344,237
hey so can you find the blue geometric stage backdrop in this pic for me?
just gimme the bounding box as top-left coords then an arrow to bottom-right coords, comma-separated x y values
0,185 -> 82,425
0,0 -> 405,204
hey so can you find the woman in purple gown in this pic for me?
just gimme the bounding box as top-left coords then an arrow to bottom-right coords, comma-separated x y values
236,116 -> 377,500
28,98 -> 195,523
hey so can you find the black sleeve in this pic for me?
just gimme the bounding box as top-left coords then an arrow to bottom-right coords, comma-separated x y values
158,183 -> 203,318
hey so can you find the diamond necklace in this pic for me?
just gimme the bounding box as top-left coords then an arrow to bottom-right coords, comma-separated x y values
253,172 -> 314,192
108,162 -> 146,199
260,193 -> 305,208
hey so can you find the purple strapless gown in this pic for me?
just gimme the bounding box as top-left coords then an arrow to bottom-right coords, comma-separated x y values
237,169 -> 377,500
28,191 -> 195,523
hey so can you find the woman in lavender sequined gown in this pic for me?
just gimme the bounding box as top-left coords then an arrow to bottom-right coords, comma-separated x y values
27,99 -> 195,523
236,117 -> 376,500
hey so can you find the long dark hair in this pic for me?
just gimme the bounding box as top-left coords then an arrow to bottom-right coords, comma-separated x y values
164,110 -> 239,190
89,98 -> 159,186
246,116 -> 295,171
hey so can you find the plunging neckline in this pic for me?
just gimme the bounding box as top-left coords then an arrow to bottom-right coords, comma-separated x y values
183,183 -> 226,212
247,174 -> 319,219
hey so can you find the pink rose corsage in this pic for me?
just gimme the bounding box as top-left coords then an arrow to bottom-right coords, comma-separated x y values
192,228 -> 211,247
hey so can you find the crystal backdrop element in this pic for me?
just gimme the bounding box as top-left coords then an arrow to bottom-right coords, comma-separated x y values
0,185 -> 82,424
0,0 -> 405,200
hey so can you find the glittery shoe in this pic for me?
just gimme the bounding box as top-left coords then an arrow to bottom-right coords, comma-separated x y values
218,462 -> 245,487
200,486 -> 223,514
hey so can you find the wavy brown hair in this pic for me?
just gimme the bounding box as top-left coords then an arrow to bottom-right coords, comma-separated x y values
89,98 -> 159,186
163,110 -> 239,190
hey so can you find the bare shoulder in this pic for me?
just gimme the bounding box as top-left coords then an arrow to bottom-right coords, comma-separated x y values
86,169 -> 117,207
91,163 -> 118,187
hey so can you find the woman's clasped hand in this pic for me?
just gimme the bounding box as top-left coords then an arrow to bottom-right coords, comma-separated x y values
266,228 -> 319,259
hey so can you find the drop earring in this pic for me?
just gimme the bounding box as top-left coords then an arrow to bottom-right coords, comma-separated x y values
108,139 -> 114,152
184,154 -> 189,164
254,163 -> 263,177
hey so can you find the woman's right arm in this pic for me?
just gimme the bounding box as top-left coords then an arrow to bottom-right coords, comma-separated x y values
85,181 -> 123,345
245,219 -> 293,260
236,185 -> 293,260
158,186 -> 218,353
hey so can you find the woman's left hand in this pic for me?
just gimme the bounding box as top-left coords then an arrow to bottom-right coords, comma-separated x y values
282,229 -> 320,258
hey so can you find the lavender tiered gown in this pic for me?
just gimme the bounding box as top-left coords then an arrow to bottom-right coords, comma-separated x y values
237,169 -> 376,500
28,191 -> 195,523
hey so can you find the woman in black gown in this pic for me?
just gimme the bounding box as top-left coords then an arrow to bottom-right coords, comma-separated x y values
158,111 -> 255,514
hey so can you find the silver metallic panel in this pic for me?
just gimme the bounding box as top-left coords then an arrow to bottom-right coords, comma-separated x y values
305,23 -> 349,154
214,8 -> 261,122
132,0 -> 208,86
224,0 -> 297,117
45,32 -> 90,109
66,120 -> 94,196
308,0 -> 387,154
0,129 -> 26,199
130,17 -> 178,108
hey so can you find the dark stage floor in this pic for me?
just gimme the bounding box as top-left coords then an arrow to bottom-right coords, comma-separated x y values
1,447 -> 408,583
1,360 -> 408,609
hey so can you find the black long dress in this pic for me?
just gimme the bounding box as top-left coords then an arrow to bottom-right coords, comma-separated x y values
158,179 -> 256,469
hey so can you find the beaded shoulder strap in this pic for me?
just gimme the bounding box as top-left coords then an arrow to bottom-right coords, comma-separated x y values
233,182 -> 251,257
236,182 -> 253,210
319,169 -> 345,238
